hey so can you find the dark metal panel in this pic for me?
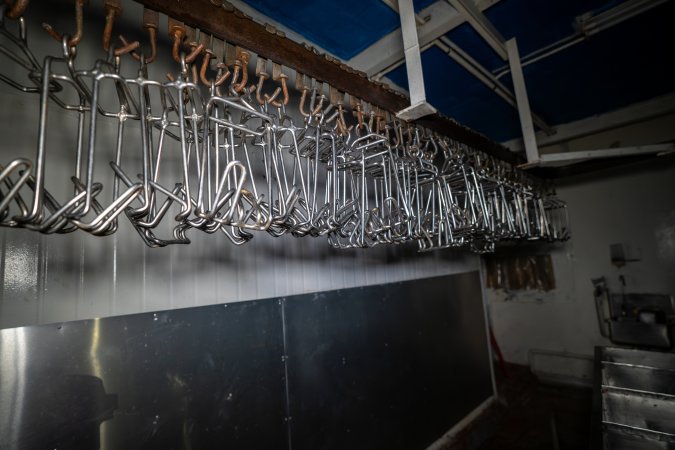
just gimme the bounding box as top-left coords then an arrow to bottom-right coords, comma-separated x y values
284,272 -> 493,450
0,300 -> 287,450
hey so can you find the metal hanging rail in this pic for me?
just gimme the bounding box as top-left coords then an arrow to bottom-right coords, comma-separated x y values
0,0 -> 569,252
131,0 -> 523,166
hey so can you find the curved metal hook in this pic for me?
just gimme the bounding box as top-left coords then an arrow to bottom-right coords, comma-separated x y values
119,8 -> 158,63
43,0 -> 86,48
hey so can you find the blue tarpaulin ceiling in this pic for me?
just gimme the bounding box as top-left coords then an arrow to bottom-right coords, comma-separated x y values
242,0 -> 675,142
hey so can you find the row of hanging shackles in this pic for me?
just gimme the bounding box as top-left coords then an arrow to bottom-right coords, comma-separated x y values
0,0 -> 569,252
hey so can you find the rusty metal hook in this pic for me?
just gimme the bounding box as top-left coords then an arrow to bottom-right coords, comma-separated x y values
229,62 -> 241,91
214,63 -> 231,96
233,50 -> 250,93
336,103 -> 350,136
200,50 -> 230,87
255,71 -> 270,105
299,86 -> 324,117
119,8 -> 158,63
268,74 -> 288,107
355,103 -> 364,129
102,0 -> 121,52
43,0 -> 86,48
168,17 -> 185,63
254,58 -> 281,105
114,35 -> 140,57
267,63 -> 288,107
299,86 -> 310,117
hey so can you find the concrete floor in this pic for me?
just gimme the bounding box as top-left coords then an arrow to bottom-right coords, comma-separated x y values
444,364 -> 593,450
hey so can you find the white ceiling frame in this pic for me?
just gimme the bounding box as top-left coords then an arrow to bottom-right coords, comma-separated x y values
349,0 -> 502,78
396,0 -> 437,120
373,0 -> 553,135
503,92 -> 675,153
432,36 -> 554,134
528,143 -> 675,168
445,0 -> 507,60
506,38 -> 540,164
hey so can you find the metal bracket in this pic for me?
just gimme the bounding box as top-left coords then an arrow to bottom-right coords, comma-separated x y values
395,0 -> 437,121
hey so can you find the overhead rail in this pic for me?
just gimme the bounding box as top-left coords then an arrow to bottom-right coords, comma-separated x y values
133,0 -> 522,165
0,0 -> 570,251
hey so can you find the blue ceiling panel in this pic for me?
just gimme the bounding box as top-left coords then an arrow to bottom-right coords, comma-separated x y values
480,0 -> 617,56
245,0 -> 675,143
387,46 -> 521,142
242,0 -> 401,60
510,1 -> 675,127
443,0 -> 618,72
389,1 -> 675,142
444,24 -> 503,72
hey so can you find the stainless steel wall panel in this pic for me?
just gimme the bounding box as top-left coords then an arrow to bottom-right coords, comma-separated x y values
0,273 -> 492,450
0,299 -> 288,450
283,272 -> 493,450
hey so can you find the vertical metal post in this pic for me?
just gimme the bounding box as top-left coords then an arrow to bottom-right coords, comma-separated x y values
506,38 -> 539,164
396,0 -> 437,120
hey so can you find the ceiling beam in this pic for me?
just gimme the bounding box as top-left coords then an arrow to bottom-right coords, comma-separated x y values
503,92 -> 675,152
445,0 -> 507,60
433,37 -> 554,134
349,0 -> 502,78
506,38 -> 539,164
132,0 -> 523,165
536,144 -> 674,166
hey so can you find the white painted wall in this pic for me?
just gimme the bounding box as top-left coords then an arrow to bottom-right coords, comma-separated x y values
487,157 -> 675,383
0,1 -> 479,330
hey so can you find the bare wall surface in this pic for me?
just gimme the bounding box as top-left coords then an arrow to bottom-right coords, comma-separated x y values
0,225 -> 478,329
487,157 -> 675,382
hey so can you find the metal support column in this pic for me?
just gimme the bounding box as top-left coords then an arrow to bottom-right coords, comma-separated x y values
396,0 -> 437,120
506,38 -> 539,164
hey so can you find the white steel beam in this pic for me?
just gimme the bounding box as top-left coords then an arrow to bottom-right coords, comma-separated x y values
396,0 -> 437,120
537,143 -> 674,166
445,0 -> 507,60
503,92 -> 675,152
506,38 -> 539,164
434,37 -> 554,134
349,0 -> 502,77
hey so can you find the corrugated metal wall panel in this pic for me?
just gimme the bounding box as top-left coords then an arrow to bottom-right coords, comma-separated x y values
0,226 -> 478,330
